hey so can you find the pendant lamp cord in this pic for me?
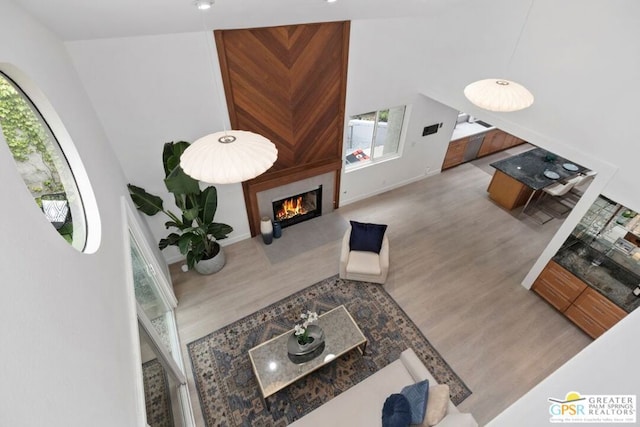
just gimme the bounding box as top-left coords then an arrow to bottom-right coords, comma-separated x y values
506,0 -> 535,73
198,8 -> 229,136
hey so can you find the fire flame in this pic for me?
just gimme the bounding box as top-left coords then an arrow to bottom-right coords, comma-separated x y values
276,196 -> 307,220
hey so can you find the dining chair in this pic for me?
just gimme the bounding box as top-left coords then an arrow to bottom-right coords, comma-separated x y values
522,181 -> 576,224
543,181 -> 575,198
567,170 -> 597,196
539,181 -> 576,219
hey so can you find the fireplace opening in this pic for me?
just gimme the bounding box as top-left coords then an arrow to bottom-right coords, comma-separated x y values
272,186 -> 323,228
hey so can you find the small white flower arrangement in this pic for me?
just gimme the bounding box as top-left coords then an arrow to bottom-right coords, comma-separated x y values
294,310 -> 318,345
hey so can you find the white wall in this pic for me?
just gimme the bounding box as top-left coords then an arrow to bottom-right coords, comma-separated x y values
66,32 -> 251,264
341,94 -> 457,205
340,18 -> 463,205
0,2 -> 141,426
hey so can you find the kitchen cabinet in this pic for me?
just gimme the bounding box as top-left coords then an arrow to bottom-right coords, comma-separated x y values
564,305 -> 607,338
477,129 -> 507,157
571,288 -> 626,329
443,129 -> 523,170
442,137 -> 469,170
532,261 -> 587,311
533,261 -> 627,339
478,129 -> 523,157
505,133 -> 523,149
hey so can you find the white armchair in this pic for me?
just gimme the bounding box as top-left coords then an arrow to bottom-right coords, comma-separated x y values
339,225 -> 389,284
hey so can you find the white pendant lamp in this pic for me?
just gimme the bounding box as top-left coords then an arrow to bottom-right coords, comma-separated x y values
464,79 -> 534,112
464,0 -> 536,113
180,130 -> 277,184
181,2 -> 278,184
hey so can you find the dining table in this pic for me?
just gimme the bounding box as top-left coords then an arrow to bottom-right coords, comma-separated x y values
487,147 -> 588,212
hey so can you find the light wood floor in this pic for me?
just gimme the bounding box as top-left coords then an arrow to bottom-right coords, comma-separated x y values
170,150 -> 592,426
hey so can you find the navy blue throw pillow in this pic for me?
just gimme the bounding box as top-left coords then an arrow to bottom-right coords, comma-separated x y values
401,379 -> 430,424
349,221 -> 387,253
382,393 -> 412,427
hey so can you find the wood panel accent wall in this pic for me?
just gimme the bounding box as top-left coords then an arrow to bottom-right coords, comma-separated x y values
215,21 -> 350,236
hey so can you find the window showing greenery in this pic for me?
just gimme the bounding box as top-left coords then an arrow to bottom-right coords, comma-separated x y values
344,105 -> 406,168
0,71 -> 86,250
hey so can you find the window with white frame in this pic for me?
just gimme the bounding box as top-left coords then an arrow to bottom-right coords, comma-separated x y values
344,105 -> 406,168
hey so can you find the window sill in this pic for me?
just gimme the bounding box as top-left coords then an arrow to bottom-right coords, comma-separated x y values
344,154 -> 401,173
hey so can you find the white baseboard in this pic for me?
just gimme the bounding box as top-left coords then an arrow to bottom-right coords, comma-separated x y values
340,171 -> 439,206
164,232 -> 252,265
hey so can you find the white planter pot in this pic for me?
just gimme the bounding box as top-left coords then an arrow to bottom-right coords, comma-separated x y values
194,246 -> 226,275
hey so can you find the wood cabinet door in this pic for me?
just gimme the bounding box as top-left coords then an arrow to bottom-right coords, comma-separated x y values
565,305 -> 606,339
532,277 -> 573,312
504,133 -> 524,149
442,137 -> 469,169
535,261 -> 588,302
477,130 -> 507,157
573,287 -> 626,329
532,261 -> 589,312
478,129 -> 524,157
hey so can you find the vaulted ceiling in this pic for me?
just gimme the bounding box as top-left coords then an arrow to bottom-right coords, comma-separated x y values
11,0 -> 454,41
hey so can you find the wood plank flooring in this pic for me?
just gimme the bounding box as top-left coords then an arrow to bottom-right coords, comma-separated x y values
170,149 -> 592,426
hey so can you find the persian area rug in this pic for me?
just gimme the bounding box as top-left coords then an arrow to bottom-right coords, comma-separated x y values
187,275 -> 471,427
142,358 -> 174,427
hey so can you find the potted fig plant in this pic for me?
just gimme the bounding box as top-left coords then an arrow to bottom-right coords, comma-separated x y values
127,141 -> 233,274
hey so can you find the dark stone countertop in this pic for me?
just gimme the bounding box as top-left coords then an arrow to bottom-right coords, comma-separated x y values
553,240 -> 640,313
490,147 -> 588,190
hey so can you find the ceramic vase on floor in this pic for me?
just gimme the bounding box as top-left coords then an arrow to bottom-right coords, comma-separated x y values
273,221 -> 282,238
260,217 -> 273,245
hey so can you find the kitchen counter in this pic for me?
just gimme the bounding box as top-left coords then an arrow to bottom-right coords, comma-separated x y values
553,239 -> 640,313
490,147 -> 588,191
451,121 -> 495,141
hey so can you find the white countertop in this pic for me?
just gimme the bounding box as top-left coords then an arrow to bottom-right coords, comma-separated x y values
451,121 -> 495,141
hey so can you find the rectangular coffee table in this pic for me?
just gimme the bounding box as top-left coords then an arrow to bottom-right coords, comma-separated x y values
248,305 -> 367,409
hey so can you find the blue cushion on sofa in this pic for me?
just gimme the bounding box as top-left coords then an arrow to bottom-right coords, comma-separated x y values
382,393 -> 412,427
401,379 -> 430,424
349,221 -> 388,253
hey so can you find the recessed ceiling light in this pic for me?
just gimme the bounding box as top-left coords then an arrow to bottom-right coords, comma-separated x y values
326,0 -> 337,3
194,0 -> 214,10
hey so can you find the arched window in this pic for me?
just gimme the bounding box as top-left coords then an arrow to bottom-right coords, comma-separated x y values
0,70 -> 92,251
